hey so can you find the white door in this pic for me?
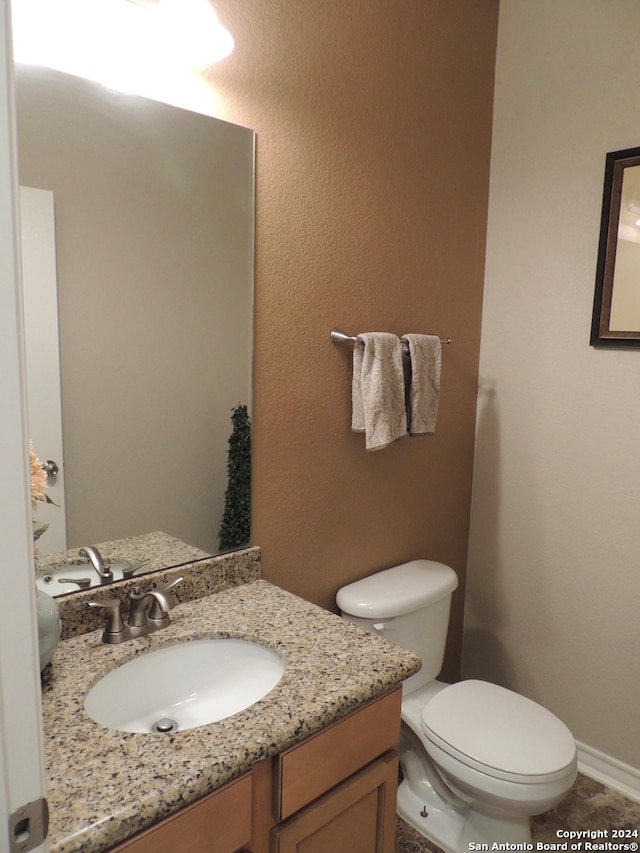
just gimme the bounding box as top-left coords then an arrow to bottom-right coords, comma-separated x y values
20,185 -> 67,554
0,1 -> 50,850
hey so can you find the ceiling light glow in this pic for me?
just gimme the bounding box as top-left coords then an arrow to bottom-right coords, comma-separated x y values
11,0 -> 233,96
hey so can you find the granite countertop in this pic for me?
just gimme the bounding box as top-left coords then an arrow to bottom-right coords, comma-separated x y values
54,544 -> 261,641
43,579 -> 421,853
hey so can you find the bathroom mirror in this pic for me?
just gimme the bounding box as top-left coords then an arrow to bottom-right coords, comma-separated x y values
16,63 -> 255,572
591,145 -> 640,346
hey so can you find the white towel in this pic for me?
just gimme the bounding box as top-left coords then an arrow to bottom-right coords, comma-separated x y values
352,332 -> 408,450
401,334 -> 441,434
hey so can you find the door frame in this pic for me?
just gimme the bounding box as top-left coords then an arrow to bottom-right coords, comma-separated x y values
20,185 -> 67,554
0,0 -> 50,850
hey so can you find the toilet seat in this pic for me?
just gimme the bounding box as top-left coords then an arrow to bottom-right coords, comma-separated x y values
421,680 -> 577,785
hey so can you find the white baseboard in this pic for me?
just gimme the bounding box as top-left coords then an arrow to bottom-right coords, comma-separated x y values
576,740 -> 640,803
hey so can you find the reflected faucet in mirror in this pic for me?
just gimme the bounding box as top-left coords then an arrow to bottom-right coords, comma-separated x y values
78,546 -> 113,583
37,545 -> 154,597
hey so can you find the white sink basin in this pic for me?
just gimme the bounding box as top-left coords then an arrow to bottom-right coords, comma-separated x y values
84,638 -> 285,733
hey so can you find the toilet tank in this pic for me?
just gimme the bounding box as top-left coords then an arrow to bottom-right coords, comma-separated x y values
337,560 -> 458,694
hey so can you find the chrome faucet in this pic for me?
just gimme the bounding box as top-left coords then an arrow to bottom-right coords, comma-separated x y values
88,577 -> 183,644
127,582 -> 180,628
79,546 -> 113,583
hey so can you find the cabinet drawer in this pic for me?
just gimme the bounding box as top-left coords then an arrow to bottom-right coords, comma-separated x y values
275,687 -> 401,820
109,771 -> 253,853
272,751 -> 399,853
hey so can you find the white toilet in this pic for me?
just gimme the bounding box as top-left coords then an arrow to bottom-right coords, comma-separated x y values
337,560 -> 577,853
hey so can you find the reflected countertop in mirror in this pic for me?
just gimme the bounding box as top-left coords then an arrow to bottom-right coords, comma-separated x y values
36,531 -> 210,598
17,63 -> 255,574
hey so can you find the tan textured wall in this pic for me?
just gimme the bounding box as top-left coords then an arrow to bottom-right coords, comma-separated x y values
209,0 -> 498,679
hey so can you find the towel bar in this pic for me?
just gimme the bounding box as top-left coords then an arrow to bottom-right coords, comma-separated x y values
330,329 -> 452,345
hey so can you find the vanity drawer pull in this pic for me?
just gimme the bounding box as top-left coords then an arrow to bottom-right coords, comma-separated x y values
275,686 -> 402,820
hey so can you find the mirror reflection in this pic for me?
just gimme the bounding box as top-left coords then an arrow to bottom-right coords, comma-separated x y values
608,164 -> 640,330
16,64 -> 255,573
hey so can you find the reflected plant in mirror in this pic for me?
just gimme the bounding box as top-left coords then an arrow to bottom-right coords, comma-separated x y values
16,63 -> 255,589
219,403 -> 251,552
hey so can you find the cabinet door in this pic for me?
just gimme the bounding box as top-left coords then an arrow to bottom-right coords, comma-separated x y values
109,772 -> 253,853
272,751 -> 398,853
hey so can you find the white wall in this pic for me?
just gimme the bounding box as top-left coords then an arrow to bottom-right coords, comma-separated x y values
465,0 -> 640,778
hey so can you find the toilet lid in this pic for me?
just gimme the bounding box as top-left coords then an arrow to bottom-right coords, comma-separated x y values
421,680 -> 576,783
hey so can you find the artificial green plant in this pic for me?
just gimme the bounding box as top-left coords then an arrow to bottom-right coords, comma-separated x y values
218,403 -> 251,552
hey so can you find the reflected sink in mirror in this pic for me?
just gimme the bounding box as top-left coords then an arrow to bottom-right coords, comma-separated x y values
36,560 -> 155,596
84,639 -> 285,734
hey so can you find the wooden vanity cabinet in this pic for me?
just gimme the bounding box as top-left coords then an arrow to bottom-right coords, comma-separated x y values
108,771 -> 254,853
108,687 -> 401,853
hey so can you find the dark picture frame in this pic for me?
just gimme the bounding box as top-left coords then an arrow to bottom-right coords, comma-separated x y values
591,146 -> 640,347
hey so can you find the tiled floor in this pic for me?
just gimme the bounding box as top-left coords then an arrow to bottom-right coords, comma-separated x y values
395,774 -> 640,853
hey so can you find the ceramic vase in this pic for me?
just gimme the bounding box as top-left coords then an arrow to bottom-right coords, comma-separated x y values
36,588 -> 62,671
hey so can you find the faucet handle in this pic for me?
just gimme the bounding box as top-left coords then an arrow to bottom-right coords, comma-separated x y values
88,598 -> 125,635
157,576 -> 183,594
58,576 -> 92,590
121,558 -> 152,580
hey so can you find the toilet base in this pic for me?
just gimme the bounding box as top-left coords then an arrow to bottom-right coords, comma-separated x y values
397,778 -> 533,853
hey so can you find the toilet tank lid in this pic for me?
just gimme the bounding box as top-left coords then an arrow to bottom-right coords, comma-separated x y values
336,560 -> 458,619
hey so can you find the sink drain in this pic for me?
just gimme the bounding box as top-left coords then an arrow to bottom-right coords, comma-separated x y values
151,717 -> 179,734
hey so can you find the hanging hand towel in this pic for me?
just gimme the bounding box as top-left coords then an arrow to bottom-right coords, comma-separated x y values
401,333 -> 442,434
352,332 -> 408,450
